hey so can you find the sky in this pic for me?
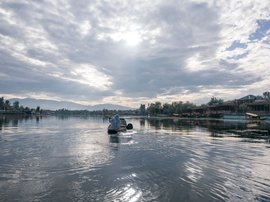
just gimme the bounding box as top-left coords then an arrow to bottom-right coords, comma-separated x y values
0,0 -> 270,108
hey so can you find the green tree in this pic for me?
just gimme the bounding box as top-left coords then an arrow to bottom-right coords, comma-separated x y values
263,91 -> 270,101
36,106 -> 40,113
13,101 -> 20,110
174,101 -> 182,114
147,103 -> 155,115
19,105 -> 24,112
139,104 -> 146,115
147,102 -> 162,115
162,103 -> 173,115
0,97 -> 4,110
24,107 -> 31,114
208,97 -> 223,106
154,102 -> 162,114
239,103 -> 248,112
5,100 -> 10,110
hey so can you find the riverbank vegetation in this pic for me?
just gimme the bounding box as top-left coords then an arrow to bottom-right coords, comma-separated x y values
0,97 -> 41,115
140,92 -> 270,117
1,91 -> 270,117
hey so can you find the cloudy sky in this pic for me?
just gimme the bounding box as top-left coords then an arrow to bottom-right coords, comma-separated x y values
0,0 -> 270,107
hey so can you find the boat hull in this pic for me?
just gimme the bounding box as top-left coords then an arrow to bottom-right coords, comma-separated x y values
107,128 -> 118,134
107,118 -> 133,134
107,125 -> 126,134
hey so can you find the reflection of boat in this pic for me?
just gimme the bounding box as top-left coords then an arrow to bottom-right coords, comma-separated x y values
109,135 -> 120,143
107,118 -> 133,134
246,122 -> 260,128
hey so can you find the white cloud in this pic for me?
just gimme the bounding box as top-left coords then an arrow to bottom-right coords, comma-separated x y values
79,20 -> 92,36
0,0 -> 269,107
70,64 -> 112,90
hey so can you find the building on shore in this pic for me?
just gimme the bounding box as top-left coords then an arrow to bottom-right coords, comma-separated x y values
188,95 -> 270,119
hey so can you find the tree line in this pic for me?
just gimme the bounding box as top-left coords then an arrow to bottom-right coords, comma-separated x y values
0,97 -> 41,114
1,91 -> 269,116
140,91 -> 270,116
140,101 -> 196,116
139,97 -> 226,116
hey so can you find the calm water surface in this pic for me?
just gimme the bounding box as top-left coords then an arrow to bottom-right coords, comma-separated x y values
0,116 -> 270,202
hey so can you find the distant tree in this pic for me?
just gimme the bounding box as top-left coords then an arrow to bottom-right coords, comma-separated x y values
263,91 -> 270,101
147,103 -> 155,115
102,109 -> 109,116
239,103 -> 248,112
175,101 -> 183,114
147,102 -> 162,115
162,103 -> 173,115
154,102 -> 162,114
208,97 -> 223,106
146,101 -> 196,115
139,104 -> 146,115
19,105 -> 24,112
175,101 -> 196,113
0,97 -> 4,110
13,101 -> 20,110
24,107 -> 31,114
5,100 -> 10,110
200,104 -> 207,108
36,106 -> 40,113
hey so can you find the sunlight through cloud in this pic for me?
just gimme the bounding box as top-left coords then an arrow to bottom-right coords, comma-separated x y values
123,31 -> 141,46
70,64 -> 112,90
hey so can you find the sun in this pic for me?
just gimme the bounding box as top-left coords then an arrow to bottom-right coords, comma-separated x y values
123,31 -> 141,46
109,30 -> 142,46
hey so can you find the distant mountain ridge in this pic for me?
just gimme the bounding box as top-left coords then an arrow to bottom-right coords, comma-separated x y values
9,98 -> 133,111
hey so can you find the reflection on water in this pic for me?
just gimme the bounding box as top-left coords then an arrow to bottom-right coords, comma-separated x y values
0,115 -> 270,202
142,118 -> 270,142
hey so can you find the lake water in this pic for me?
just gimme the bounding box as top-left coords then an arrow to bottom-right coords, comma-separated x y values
0,116 -> 270,202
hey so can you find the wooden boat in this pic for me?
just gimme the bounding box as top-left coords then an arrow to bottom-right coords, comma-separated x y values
107,118 -> 133,134
245,112 -> 266,121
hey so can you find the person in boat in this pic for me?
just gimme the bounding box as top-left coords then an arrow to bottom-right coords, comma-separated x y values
109,114 -> 120,130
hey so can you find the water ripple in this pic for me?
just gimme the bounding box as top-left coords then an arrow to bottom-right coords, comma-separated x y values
1,116 -> 270,201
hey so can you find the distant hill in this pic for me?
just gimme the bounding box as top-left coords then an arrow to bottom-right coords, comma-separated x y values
9,98 -> 133,111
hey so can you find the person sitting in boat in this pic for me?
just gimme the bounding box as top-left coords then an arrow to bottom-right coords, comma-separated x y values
109,114 -> 120,130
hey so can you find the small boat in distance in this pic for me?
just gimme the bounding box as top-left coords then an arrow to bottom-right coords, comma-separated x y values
245,112 -> 266,121
108,117 -> 133,134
